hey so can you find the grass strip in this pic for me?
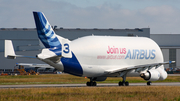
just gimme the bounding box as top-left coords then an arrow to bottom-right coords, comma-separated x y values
0,86 -> 179,101
0,74 -> 179,85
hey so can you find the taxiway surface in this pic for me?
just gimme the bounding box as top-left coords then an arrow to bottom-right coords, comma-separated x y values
0,82 -> 179,88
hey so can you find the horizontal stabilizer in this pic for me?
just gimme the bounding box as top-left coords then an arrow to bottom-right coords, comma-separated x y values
37,48 -> 59,59
37,38 -> 72,60
16,63 -> 53,68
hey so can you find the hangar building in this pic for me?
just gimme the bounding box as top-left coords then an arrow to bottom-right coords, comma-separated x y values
0,28 -> 179,72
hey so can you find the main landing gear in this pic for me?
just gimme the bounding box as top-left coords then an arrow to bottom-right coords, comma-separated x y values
147,81 -> 151,86
119,75 -> 129,86
86,78 -> 97,86
119,81 -> 129,86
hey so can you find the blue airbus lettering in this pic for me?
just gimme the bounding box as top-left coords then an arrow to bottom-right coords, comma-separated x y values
125,49 -> 156,60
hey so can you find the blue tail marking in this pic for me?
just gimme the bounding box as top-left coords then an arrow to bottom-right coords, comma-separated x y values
33,12 -> 82,76
33,12 -> 62,49
61,52 -> 83,76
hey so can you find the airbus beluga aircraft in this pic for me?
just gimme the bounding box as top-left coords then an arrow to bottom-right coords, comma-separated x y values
5,12 -> 175,86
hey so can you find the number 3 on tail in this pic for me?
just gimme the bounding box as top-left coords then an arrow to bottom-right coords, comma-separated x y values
63,43 -> 70,53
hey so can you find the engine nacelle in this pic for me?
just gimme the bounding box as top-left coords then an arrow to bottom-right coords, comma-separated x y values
140,70 -> 160,81
92,77 -> 107,81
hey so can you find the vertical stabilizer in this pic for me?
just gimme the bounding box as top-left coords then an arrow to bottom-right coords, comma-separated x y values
33,11 -> 72,58
33,12 -> 63,49
4,40 -> 16,59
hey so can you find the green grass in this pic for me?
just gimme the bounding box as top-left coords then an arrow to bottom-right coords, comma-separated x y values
0,74 -> 179,85
0,86 -> 180,101
0,74 -> 179,100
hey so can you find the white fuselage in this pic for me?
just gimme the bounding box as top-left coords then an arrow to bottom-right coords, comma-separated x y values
52,36 -> 164,77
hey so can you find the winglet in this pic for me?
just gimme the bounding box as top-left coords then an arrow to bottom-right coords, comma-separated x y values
4,40 -> 16,59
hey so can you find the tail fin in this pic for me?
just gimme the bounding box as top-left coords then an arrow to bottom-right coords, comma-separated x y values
4,40 -> 16,59
4,40 -> 37,59
33,12 -> 62,49
33,12 -> 72,58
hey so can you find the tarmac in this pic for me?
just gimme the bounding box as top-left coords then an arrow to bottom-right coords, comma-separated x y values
0,74 -> 179,88
0,82 -> 179,88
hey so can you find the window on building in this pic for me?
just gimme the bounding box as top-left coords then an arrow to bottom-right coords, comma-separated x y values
169,49 -> 176,68
5,69 -> 12,72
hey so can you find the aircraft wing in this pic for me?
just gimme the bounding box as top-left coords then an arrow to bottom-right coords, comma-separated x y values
104,61 -> 175,76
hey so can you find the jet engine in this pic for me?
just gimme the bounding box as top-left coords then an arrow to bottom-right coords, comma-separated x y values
140,70 -> 160,81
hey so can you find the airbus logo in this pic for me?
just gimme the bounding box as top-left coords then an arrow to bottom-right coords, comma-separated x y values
104,46 -> 156,60
125,49 -> 156,59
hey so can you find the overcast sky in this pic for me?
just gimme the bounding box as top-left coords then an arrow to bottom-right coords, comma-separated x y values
0,0 -> 180,34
